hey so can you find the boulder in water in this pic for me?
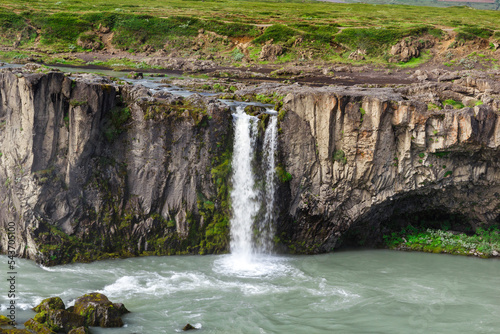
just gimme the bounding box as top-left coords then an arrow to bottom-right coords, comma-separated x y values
33,297 -> 65,313
182,323 -> 196,331
73,293 -> 124,327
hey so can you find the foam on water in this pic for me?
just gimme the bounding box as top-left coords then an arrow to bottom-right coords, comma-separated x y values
212,254 -> 293,279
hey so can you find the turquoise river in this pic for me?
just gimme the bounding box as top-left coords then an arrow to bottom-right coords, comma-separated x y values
1,250 -> 499,333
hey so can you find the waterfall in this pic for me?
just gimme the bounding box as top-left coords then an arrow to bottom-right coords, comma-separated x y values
229,106 -> 278,259
230,106 -> 260,259
257,113 -> 278,253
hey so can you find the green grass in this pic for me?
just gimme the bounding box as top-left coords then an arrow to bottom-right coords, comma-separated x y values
455,26 -> 494,42
334,26 -> 438,55
0,0 -> 499,65
396,50 -> 433,68
443,99 -> 464,109
383,226 -> 500,258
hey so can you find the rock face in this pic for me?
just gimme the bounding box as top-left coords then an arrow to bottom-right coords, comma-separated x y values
237,74 -> 500,252
0,67 -> 233,265
1,67 -> 500,261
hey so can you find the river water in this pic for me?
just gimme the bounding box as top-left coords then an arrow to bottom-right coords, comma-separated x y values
1,251 -> 499,333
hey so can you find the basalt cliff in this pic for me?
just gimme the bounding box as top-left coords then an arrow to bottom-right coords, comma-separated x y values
1,66 -> 500,265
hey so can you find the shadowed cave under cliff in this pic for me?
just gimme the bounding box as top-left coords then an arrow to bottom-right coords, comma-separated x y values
337,189 -> 500,249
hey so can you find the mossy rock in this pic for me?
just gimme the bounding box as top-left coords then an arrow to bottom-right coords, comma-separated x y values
47,309 -> 86,333
113,303 -> 130,316
2,329 -> 33,333
33,297 -> 65,313
68,327 -> 89,334
0,315 -> 12,325
74,293 -> 125,327
244,105 -> 266,116
23,319 -> 55,334
33,311 -> 47,324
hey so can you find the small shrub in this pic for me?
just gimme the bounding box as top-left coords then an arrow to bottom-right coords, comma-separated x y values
333,149 -> 347,165
69,100 -> 87,107
104,106 -> 131,142
231,48 -> 245,62
276,165 -> 292,183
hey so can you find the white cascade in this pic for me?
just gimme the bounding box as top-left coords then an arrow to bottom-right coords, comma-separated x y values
229,105 -> 260,260
256,113 -> 278,253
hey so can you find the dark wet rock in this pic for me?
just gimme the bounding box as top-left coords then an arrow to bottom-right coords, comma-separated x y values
34,297 -> 65,313
244,105 -> 267,115
74,293 -> 124,327
113,303 -> 130,315
182,323 -> 196,331
127,71 -> 143,79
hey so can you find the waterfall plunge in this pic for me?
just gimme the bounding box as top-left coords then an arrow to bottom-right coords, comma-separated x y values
229,106 -> 278,260
257,113 -> 278,253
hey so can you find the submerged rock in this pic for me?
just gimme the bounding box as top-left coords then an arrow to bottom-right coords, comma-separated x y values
182,323 -> 196,331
